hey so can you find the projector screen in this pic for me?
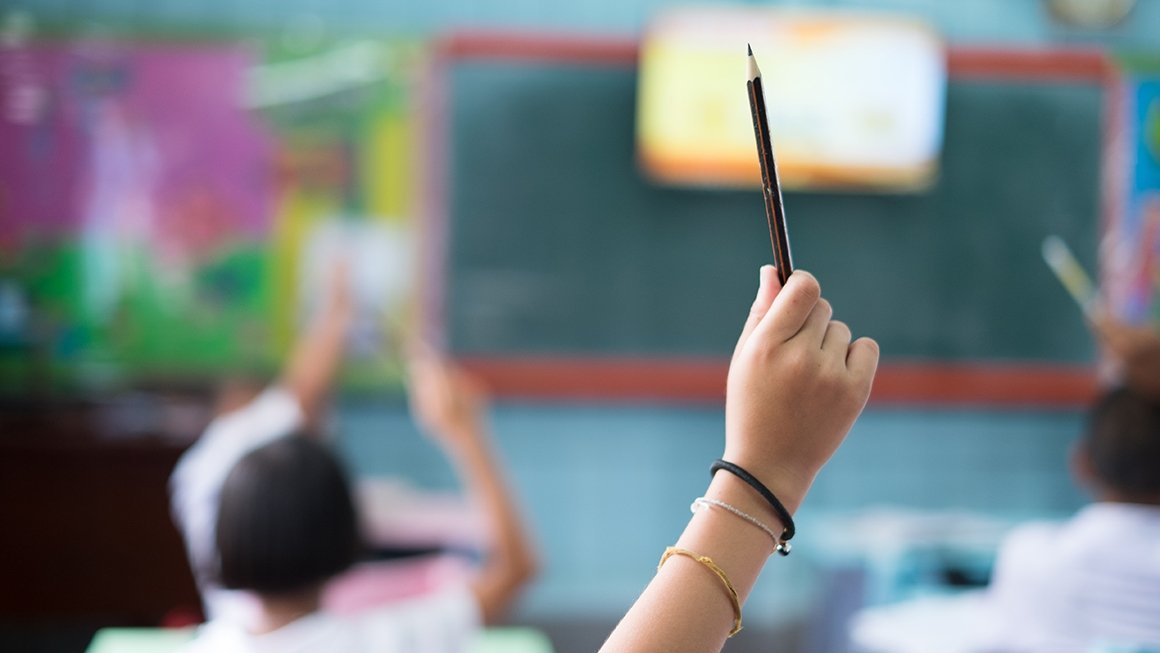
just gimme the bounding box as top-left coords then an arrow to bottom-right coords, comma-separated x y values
636,7 -> 946,191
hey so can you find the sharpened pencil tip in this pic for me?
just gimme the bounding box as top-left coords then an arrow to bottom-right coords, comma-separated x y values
747,43 -> 752,56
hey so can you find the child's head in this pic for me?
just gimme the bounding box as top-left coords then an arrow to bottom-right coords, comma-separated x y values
1078,387 -> 1160,505
215,435 -> 359,596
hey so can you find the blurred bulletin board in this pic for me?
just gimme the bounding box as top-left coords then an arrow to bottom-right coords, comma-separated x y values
1107,56 -> 1160,326
0,37 -> 423,392
425,33 -> 1119,406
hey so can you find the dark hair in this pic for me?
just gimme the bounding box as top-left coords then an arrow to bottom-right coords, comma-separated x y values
1084,387 -> 1160,501
215,435 -> 360,595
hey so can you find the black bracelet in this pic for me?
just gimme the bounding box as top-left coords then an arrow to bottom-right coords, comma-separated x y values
710,459 -> 795,556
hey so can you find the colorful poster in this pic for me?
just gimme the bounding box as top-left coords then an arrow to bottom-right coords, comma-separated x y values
0,37 -> 422,392
1108,65 -> 1160,327
255,38 -> 423,388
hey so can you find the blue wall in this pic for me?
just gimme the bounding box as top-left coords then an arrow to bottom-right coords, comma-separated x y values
337,401 -> 1087,621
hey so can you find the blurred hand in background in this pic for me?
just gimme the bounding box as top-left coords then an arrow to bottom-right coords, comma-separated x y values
406,347 -> 488,448
1094,314 -> 1160,400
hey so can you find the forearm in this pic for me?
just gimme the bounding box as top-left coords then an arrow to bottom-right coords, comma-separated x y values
600,473 -> 783,653
282,307 -> 351,423
451,429 -> 539,623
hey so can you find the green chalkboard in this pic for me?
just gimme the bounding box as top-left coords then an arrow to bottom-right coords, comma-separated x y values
445,61 -> 1102,364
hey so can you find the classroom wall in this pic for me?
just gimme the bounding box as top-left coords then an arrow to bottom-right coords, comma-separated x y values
8,0 -> 1145,642
338,401 -> 1086,625
11,0 -> 1160,48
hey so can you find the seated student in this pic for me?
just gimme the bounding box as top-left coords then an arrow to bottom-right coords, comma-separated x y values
170,265 -> 356,623
171,262 -> 536,633
981,386 -> 1160,651
178,354 -> 538,651
850,387 -> 1160,653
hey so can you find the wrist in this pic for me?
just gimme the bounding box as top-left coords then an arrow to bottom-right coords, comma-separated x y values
720,451 -> 812,516
704,473 -> 786,539
443,427 -> 493,465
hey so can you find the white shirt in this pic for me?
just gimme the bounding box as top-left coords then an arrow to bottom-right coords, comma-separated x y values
850,503 -> 1160,653
983,502 -> 1160,652
178,586 -> 480,653
170,387 -> 305,623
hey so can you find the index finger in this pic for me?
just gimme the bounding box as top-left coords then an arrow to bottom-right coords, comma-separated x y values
1092,314 -> 1133,357
732,265 -> 782,366
750,270 -> 822,344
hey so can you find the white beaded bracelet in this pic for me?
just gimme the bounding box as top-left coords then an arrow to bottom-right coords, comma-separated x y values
691,496 -> 784,553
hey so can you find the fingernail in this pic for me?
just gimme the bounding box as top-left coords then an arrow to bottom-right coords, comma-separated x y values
759,264 -> 775,291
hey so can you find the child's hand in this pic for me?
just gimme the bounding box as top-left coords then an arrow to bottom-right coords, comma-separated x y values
723,266 -> 878,513
326,257 -> 354,318
1093,314 -> 1160,400
407,348 -> 489,451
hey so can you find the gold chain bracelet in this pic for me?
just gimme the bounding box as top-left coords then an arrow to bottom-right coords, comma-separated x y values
657,546 -> 743,637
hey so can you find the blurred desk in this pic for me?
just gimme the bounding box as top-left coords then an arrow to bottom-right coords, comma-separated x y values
85,628 -> 194,653
84,627 -> 555,652
802,509 -> 1024,653
810,509 -> 1018,604
847,593 -> 993,653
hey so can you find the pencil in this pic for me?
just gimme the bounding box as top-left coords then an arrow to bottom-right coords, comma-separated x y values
747,44 -> 793,286
1042,235 -> 1098,316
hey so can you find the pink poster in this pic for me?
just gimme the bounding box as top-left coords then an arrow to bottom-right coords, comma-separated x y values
0,41 -> 272,257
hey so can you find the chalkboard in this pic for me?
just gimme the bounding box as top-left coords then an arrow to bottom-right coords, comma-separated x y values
442,57 -> 1103,366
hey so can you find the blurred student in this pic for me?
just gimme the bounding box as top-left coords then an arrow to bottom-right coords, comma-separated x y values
852,387 -> 1160,653
177,264 -> 873,652
177,356 -> 537,651
170,266 -> 354,623
601,267 -> 880,652
170,265 -> 537,636
981,387 -> 1160,651
1095,314 -> 1160,400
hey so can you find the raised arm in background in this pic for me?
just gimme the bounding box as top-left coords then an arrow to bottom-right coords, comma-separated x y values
407,352 -> 540,624
1093,314 -> 1160,400
281,261 -> 354,425
600,266 -> 879,653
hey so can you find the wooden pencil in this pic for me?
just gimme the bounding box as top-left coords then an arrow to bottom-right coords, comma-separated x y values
747,44 -> 793,286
